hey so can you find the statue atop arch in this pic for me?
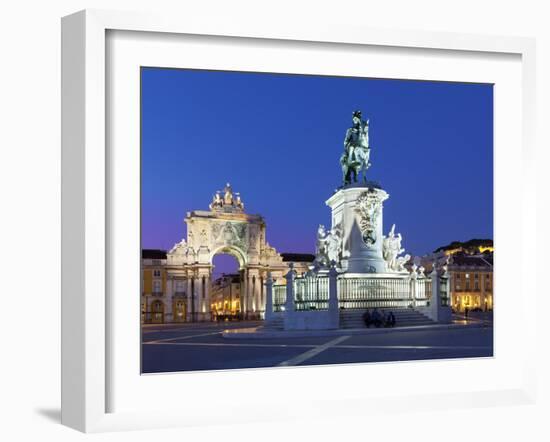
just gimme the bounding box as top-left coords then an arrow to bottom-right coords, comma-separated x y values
209,182 -> 245,212
223,183 -> 233,205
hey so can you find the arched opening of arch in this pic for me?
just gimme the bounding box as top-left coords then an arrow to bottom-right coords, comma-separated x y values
211,252 -> 242,320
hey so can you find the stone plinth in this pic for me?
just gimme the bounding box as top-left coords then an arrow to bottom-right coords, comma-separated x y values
326,183 -> 389,273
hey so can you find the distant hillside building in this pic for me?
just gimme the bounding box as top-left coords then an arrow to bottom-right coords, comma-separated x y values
433,238 -> 494,256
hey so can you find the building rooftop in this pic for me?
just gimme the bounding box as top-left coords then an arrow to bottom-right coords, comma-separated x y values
281,253 -> 315,263
142,249 -> 316,263
449,253 -> 493,268
142,249 -> 167,260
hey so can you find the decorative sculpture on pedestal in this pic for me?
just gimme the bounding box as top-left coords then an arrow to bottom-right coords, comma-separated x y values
326,228 -> 342,264
314,225 -> 329,267
341,110 -> 371,185
314,224 -> 342,268
382,224 -> 410,273
354,188 -> 385,246
395,254 -> 411,272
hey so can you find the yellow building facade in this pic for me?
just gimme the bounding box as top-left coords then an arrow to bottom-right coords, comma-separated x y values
210,274 -> 242,318
141,249 -> 191,324
141,249 -> 169,324
448,254 -> 493,313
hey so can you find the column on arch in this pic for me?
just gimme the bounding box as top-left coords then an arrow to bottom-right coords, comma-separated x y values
193,273 -> 202,321
202,269 -> 212,321
246,270 -> 253,316
240,268 -> 248,317
250,270 -> 261,315
260,273 -> 265,313
193,266 -> 212,322
165,276 -> 174,323
185,270 -> 194,322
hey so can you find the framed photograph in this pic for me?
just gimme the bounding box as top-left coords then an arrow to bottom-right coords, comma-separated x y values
61,9 -> 537,433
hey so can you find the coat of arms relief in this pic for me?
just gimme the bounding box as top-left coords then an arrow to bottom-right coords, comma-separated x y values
211,221 -> 248,251
354,189 -> 387,246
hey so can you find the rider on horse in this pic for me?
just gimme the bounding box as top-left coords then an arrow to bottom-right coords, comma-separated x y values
342,110 -> 371,185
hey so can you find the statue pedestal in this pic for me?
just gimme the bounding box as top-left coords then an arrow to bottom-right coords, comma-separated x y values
326,183 -> 389,274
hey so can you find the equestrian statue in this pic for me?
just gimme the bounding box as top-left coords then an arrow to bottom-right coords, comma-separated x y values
341,110 -> 371,185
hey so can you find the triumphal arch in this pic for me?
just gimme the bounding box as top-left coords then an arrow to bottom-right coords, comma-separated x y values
164,183 -> 292,321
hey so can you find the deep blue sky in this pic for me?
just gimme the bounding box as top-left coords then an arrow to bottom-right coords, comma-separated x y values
141,68 -> 493,274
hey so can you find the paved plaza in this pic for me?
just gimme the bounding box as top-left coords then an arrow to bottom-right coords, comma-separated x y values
141,316 -> 493,374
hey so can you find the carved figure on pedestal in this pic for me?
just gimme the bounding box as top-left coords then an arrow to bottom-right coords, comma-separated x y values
395,254 -> 411,272
314,225 -> 342,267
418,266 -> 426,278
314,224 -> 329,267
382,224 -> 408,272
326,228 -> 342,264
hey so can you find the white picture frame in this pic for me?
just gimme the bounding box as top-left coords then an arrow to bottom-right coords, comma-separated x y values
61,9 -> 537,433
